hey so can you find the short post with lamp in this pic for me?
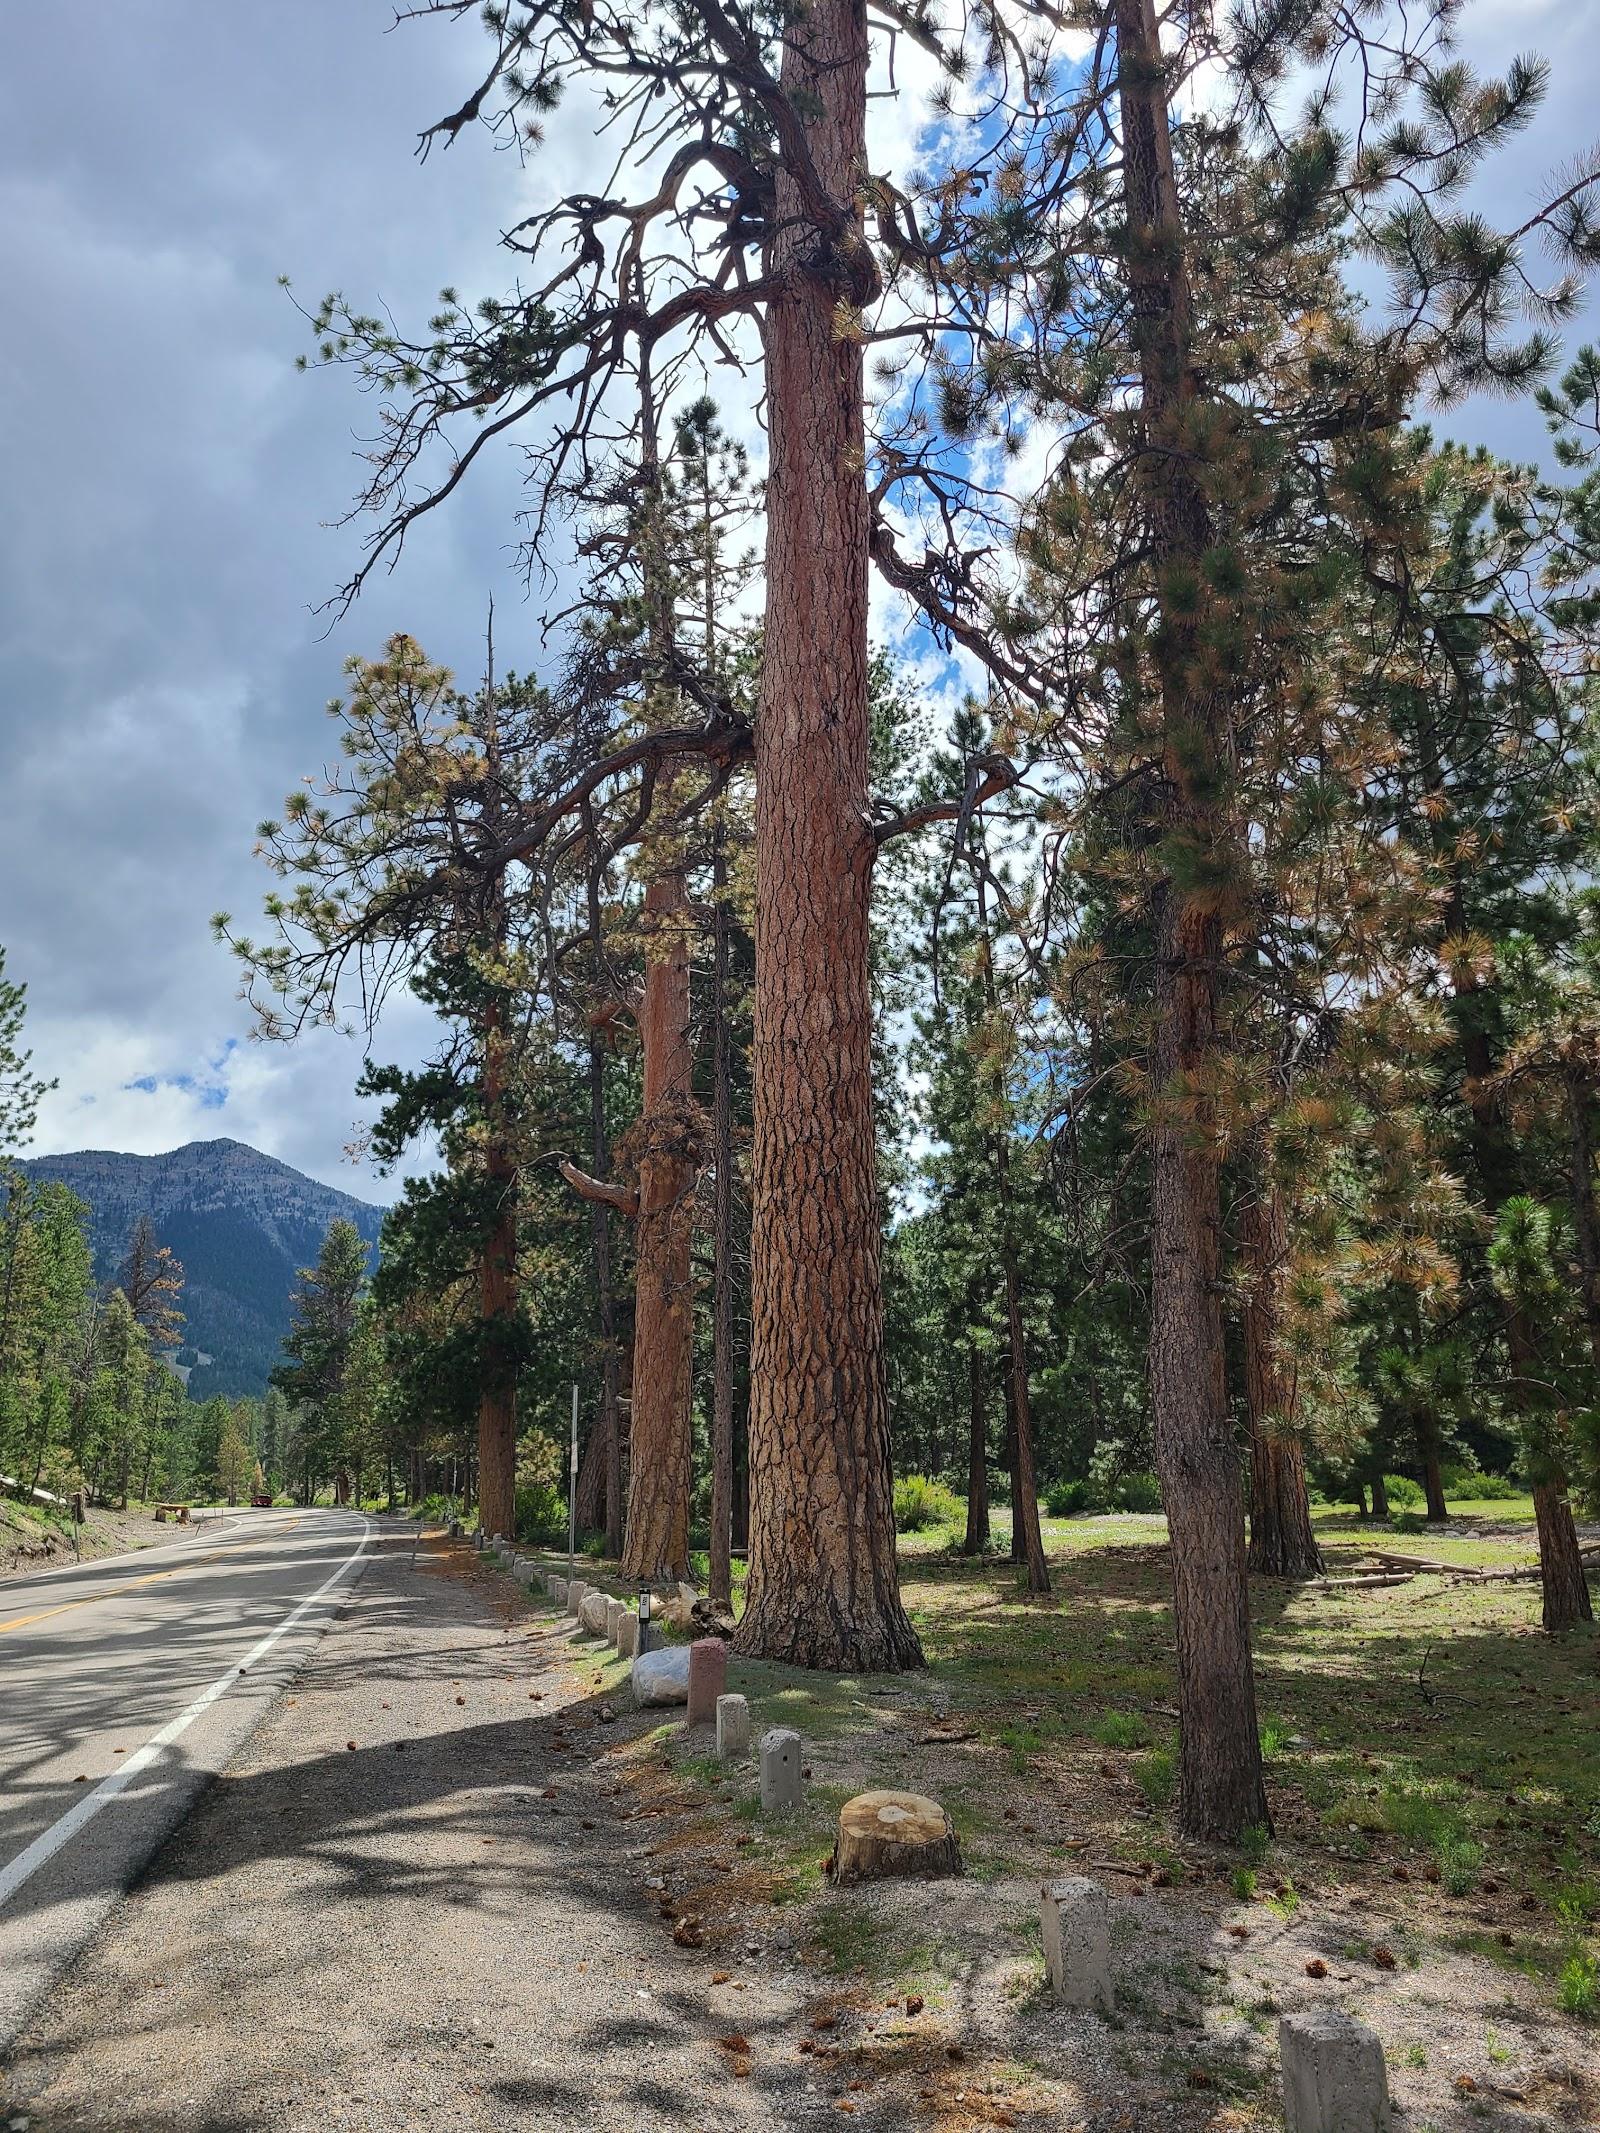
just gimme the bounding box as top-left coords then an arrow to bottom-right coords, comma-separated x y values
637,1580 -> 654,1658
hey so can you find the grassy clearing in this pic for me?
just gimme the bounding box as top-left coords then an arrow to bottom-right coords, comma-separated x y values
650,1505 -> 1598,2044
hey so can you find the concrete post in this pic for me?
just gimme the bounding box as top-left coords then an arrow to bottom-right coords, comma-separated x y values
760,1728 -> 803,1814
1040,1877 -> 1113,2011
605,1597 -> 625,1644
549,1576 -> 568,1606
1280,2013 -> 1391,2133
566,1578 -> 588,1619
716,1694 -> 750,1761
615,1611 -> 639,1659
687,1639 -> 728,1727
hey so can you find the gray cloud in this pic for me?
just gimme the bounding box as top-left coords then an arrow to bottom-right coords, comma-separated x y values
1,1 -> 1597,1195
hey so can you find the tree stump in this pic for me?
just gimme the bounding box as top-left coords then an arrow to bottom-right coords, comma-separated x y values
827,1791 -> 962,1884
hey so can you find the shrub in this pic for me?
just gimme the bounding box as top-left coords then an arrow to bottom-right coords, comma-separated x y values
1457,1472 -> 1525,1501
893,1474 -> 964,1533
514,1477 -> 566,1543
1382,1474 -> 1424,1508
1045,1479 -> 1092,1517
1116,1470 -> 1163,1513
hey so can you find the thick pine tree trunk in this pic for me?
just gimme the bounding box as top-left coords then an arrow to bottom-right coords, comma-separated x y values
1117,0 -> 1266,1839
1369,1471 -> 1389,1521
734,0 -> 921,1672
619,863 -> 697,1583
1419,1420 -> 1448,1523
1533,1478 -> 1593,1631
709,831 -> 737,1612
962,1321 -> 990,1557
570,1012 -> 621,1547
1241,1190 -> 1323,1579
590,877 -> 626,1560
477,992 -> 519,1543
1003,1260 -> 1050,1595
1005,1399 -> 1024,1562
972,861 -> 1049,1596
1439,887 -> 1592,1628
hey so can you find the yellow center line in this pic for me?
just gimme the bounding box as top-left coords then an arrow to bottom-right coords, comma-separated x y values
0,1517 -> 303,1636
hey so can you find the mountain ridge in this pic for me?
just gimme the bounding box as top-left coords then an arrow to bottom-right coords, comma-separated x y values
17,1139 -> 387,1399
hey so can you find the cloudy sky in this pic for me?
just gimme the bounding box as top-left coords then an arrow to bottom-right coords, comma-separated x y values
1,0 -> 1597,1198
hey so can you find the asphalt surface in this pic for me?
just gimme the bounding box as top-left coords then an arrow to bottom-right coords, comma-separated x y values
0,1530 -> 834,2133
0,1508 -> 372,2051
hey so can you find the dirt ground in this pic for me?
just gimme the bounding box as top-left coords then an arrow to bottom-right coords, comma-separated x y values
3,1522 -> 1595,2132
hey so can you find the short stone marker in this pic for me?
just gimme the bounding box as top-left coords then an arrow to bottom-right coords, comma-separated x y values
829,1791 -> 962,1883
1279,2012 -> 1390,2133
686,1638 -> 728,1727
615,1610 -> 639,1659
605,1596 -> 625,1642
632,1643 -> 691,1706
716,1693 -> 750,1760
566,1579 -> 588,1619
760,1727 -> 803,1814
549,1576 -> 568,1606
579,1587 -> 611,1636
1040,1876 -> 1112,2011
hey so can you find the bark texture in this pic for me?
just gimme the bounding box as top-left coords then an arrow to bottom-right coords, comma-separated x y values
619,863 -> 698,1583
476,992 -> 519,1543
1241,1190 -> 1324,1579
962,1325 -> 991,1557
1533,1477 -> 1594,1632
709,830 -> 737,1611
1118,0 -> 1267,1839
734,0 -> 922,1672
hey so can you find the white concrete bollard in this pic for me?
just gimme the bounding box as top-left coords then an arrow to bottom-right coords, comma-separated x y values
760,1727 -> 803,1814
549,1576 -> 568,1606
1279,2013 -> 1391,2133
566,1578 -> 588,1619
605,1596 -> 625,1643
615,1611 -> 639,1659
716,1694 -> 751,1761
1040,1877 -> 1113,2011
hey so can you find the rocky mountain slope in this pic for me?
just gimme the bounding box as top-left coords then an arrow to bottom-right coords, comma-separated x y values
18,1139 -> 386,1399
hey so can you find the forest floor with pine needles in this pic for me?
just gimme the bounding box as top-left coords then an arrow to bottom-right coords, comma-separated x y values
611,1504 -> 1600,2130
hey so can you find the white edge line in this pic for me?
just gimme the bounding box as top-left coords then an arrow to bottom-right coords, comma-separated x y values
0,1515 -> 373,1912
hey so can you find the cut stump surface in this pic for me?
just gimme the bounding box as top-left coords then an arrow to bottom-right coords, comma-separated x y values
828,1790 -> 962,1884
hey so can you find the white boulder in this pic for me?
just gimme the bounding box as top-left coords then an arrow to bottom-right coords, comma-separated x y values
631,1644 -> 692,1707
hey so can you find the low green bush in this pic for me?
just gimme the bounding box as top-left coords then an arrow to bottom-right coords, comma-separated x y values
1116,1470 -> 1163,1513
514,1478 -> 566,1543
1455,1472 -> 1525,1501
1382,1474 -> 1424,1508
893,1474 -> 964,1533
1045,1479 -> 1092,1517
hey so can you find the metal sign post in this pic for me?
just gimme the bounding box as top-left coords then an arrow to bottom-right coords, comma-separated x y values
567,1381 -> 579,1578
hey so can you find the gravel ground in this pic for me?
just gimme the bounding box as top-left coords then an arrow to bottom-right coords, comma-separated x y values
0,1526 -> 828,2133
5,1525 -> 1594,2133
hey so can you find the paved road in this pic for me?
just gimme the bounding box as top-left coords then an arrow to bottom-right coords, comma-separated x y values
0,1509 -> 372,2051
